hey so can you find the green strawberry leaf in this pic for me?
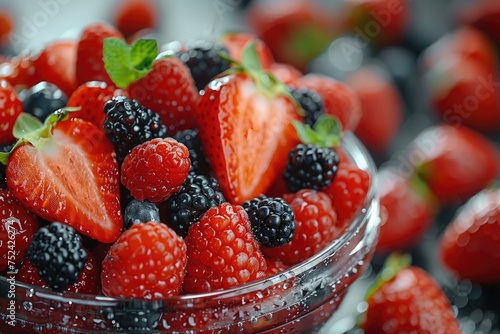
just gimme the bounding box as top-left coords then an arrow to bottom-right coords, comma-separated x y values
242,42 -> 263,72
0,107 -> 80,166
293,115 -> 343,148
104,38 -> 158,89
365,253 -> 412,301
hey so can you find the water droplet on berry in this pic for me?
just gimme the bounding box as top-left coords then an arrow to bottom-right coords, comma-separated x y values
23,301 -> 32,311
26,288 -> 35,298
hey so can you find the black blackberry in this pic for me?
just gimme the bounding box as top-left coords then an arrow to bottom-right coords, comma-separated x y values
289,87 -> 325,127
0,142 -> 14,188
173,128 -> 210,175
284,144 -> 340,193
105,300 -> 163,331
27,222 -> 88,291
123,199 -> 160,230
243,196 -> 296,247
177,40 -> 231,91
19,81 -> 68,121
103,96 -> 168,163
166,174 -> 225,237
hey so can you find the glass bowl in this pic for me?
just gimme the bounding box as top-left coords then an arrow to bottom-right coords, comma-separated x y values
0,132 -> 380,334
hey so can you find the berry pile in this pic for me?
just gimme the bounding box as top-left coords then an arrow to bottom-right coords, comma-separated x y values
0,22 -> 370,310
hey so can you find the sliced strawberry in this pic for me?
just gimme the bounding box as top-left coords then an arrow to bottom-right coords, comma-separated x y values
67,81 -> 128,129
195,43 -> 301,204
32,40 -> 78,96
1,112 -> 122,243
221,32 -> 275,69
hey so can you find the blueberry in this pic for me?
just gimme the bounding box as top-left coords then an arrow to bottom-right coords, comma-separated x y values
19,82 -> 68,121
123,199 -> 160,230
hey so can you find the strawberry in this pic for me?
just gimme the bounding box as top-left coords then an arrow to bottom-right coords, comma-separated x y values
32,40 -> 78,96
325,159 -> 370,230
361,254 -> 461,334
342,0 -> 411,47
0,9 -> 13,48
0,55 -> 37,89
121,137 -> 190,203
0,111 -> 123,243
268,62 -> 302,85
376,167 -> 436,254
221,32 -> 275,70
0,80 -> 23,144
195,43 -> 301,204
345,67 -> 404,154
439,188 -> 500,284
456,0 -> 500,47
76,22 -> 123,86
183,203 -> 267,293
101,221 -> 187,299
246,0 -> 338,71
262,189 -> 340,265
113,0 -> 158,39
424,55 -> 500,133
407,124 -> 499,204
103,38 -> 200,134
17,249 -> 101,294
421,26 -> 498,73
66,81 -> 128,129
0,188 -> 39,271
293,74 -> 362,131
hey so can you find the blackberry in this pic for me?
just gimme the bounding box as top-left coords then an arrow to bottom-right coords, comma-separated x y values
123,199 -> 160,230
177,40 -> 231,91
173,128 -> 210,175
19,82 -> 68,121
289,87 -> 325,127
284,144 -> 340,193
103,96 -> 168,163
27,222 -> 88,291
105,300 -> 163,332
166,174 -> 225,237
243,196 -> 296,247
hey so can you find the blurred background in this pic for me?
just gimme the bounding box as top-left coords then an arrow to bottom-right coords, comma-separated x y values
1,0 -> 500,333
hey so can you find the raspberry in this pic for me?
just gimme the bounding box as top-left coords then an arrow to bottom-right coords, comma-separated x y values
325,161 -> 370,229
17,249 -> 101,294
242,196 -> 296,247
0,188 -> 39,271
262,189 -> 340,266
27,222 -> 88,291
101,222 -> 187,299
183,203 -> 267,293
265,258 -> 290,277
121,137 -> 191,203
284,144 -> 340,193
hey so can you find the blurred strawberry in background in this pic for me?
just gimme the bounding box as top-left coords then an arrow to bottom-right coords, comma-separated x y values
345,66 -> 404,154
113,0 -> 158,39
456,0 -> 500,47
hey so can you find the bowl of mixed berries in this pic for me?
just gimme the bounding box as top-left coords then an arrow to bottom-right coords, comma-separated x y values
0,21 -> 380,333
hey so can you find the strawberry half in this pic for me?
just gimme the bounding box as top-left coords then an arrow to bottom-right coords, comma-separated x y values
0,110 -> 123,243
195,44 -> 301,204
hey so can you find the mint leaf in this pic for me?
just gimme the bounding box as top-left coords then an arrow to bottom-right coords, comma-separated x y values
131,39 -> 158,70
103,38 -> 157,89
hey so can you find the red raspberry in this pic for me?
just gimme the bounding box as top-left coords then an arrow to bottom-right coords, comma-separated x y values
16,249 -> 101,294
121,137 -> 191,203
183,203 -> 267,293
0,189 -> 39,271
325,161 -> 370,230
262,189 -> 340,266
101,221 -> 187,299
265,257 -> 289,277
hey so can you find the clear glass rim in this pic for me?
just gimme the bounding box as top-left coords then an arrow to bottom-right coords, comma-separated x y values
1,131 -> 378,305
